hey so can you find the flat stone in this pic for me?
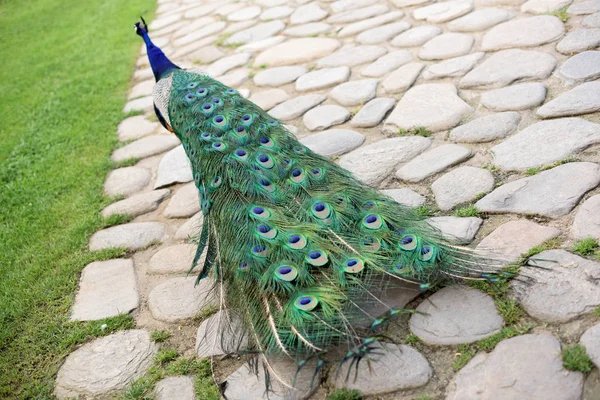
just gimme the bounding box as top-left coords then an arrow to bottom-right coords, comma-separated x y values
512,250 -> 600,322
164,182 -> 200,219
111,135 -> 180,163
327,4 -> 389,23
317,45 -> 387,68
123,96 -> 154,113
129,79 -> 154,99
104,167 -> 151,197
419,33 -> 474,61
413,0 -> 474,23
184,4 -> 218,19
249,89 -> 289,111
392,0 -> 431,5
206,53 -> 252,77
196,310 -> 248,357
522,0 -> 572,13
460,49 -> 557,89
54,330 -> 157,399
70,259 -> 139,321
482,15 -> 565,51
228,6 -> 261,21
422,52 -> 484,80
538,81 -> 600,118
361,50 -> 412,78
117,116 -> 159,142
481,82 -> 547,111
303,105 -> 350,131
148,276 -> 216,322
331,343 -> 431,394
133,68 -> 153,82
426,216 -> 483,244
149,243 -> 197,274
260,6 -> 294,20
254,66 -> 307,87
479,0 -> 528,4
173,18 -> 215,39
154,145 -> 193,189
254,38 -> 341,67
236,36 -> 286,53
283,22 -> 331,37
477,162 -> 600,218
350,97 -> 395,128
339,137 -> 431,185
581,323 -> 600,368
174,22 -> 226,47
156,376 -> 195,400
432,166 -> 494,210
557,29 -> 600,54
410,286 -> 503,345
290,3 -> 328,24
584,11 -> 600,27
256,0 -> 288,6
396,144 -> 472,183
568,0 -> 600,14
225,21 -> 262,36
448,8 -> 514,32
175,212 -> 204,241
332,0 -> 378,12
558,51 -> 600,86
391,25 -> 441,47
381,63 -> 424,94
447,334 -> 584,400
381,188 -> 426,206
296,67 -> 350,91
102,190 -> 170,218
356,21 -> 411,45
329,79 -> 379,106
572,195 -> 600,241
171,35 -> 220,59
219,69 -> 250,87
268,94 -> 326,120
450,112 -> 521,143
385,84 -> 474,133
187,45 -> 224,64
300,129 -> 365,157
491,118 -> 600,171
89,222 -> 166,251
151,13 -> 182,30
225,21 -> 285,46
338,11 -> 404,38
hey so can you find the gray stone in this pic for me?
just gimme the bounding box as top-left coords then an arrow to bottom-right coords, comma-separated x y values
479,0 -> 527,4
254,66 -> 307,87
426,216 -> 483,244
327,4 -> 389,23
290,3 -> 328,24
164,182 -> 200,218
156,376 -> 195,400
584,11 -> 600,27
385,84 -> 474,133
123,96 -> 154,113
283,22 -> 331,37
350,97 -> 395,128
206,53 -> 252,77
381,63 -> 424,94
260,6 -> 294,20
448,7 -> 514,32
54,330 -> 157,399
332,0 -> 378,12
419,33 -> 474,60
236,36 -> 286,53
175,212 -> 204,241
396,144 -> 472,183
584,369 -> 600,400
148,276 -> 217,322
118,116 -> 159,142
568,0 -> 600,14
581,323 -> 600,368
392,0 -> 431,5
460,49 -> 557,89
573,195 -> 600,241
356,21 -> 411,45
339,137 -> 431,185
491,118 -> 600,171
482,15 -> 565,51
329,79 -> 379,106
317,45 -> 387,67
173,17 -> 217,40
381,188 -> 426,207
300,129 -> 365,157
413,0 -> 474,23
538,81 -> 600,117
295,67 -> 350,91
219,69 -> 250,88
149,243 -> 197,274
331,343 -> 432,394
450,112 -> 521,143
184,4 -> 218,19
522,0 -> 572,13
133,68 -> 153,82
111,135 -> 180,163
89,222 -> 166,251
104,167 -> 151,197
196,310 -> 248,357
228,5 -> 261,21
481,82 -> 547,111
391,25 -> 441,47
225,21 -> 285,46
477,163 -> 600,218
422,52 -> 484,80
188,45 -> 224,64
174,22 -> 226,47
410,286 -> 503,345
432,166 -> 494,210
129,79 -> 154,99
154,145 -> 193,189
556,29 -> 600,54
303,105 -> 350,131
102,190 -> 170,218
150,13 -> 182,30
70,259 -> 139,321
558,51 -> 600,85
254,38 -> 341,67
249,89 -> 289,111
338,11 -> 405,38
513,250 -> 600,322
268,94 -> 326,120
361,51 -> 412,78
447,334 -> 584,400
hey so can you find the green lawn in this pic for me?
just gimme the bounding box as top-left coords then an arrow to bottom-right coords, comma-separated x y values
0,0 -> 154,397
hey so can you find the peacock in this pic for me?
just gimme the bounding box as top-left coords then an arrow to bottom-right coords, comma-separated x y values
135,18 -> 513,390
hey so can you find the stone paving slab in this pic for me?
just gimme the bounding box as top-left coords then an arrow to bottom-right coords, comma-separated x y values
148,276 -> 217,322
89,222 -> 166,251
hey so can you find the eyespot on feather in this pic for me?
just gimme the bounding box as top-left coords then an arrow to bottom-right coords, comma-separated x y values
295,295 -> 318,311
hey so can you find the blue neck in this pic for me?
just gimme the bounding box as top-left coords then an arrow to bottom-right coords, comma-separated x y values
141,31 -> 180,81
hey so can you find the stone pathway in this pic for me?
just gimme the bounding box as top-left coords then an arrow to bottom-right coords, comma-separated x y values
55,0 -> 600,398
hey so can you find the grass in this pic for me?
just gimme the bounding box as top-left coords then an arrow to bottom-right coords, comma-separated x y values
524,156 -> 576,176
397,126 -> 432,137
550,7 -> 570,23
328,388 -> 362,400
454,204 -> 481,218
562,344 -> 594,373
404,333 -> 422,347
572,237 -> 599,256
113,157 -> 140,168
0,0 -> 155,397
193,304 -> 220,322
151,330 -> 171,343
415,205 -> 438,219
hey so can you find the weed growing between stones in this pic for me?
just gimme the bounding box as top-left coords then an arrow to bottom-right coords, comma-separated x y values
327,388 -> 362,400
397,126 -> 432,137
113,157 -> 141,169
454,204 -> 481,218
550,7 -> 570,23
524,156 -> 577,176
562,344 -> 594,373
151,330 -> 171,343
192,304 -> 220,322
572,237 -> 600,257
415,205 -> 440,219
404,333 -> 423,347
